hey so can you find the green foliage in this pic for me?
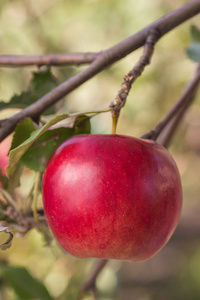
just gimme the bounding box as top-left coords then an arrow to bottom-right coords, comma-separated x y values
21,116 -> 91,172
6,115 -> 68,177
0,169 -> 9,188
186,25 -> 200,62
6,114 -> 91,176
0,1 -> 200,300
11,118 -> 36,150
1,265 -> 53,300
0,68 -> 58,115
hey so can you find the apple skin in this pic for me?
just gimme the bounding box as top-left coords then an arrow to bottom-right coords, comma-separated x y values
0,135 -> 12,176
42,134 -> 182,262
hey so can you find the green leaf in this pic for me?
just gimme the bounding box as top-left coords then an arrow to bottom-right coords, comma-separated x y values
73,115 -> 91,134
21,115 -> 91,172
186,25 -> 200,62
30,68 -> 59,115
0,68 -> 59,114
6,108 -> 108,177
2,266 -> 52,300
11,118 -> 37,150
21,127 -> 75,172
0,169 -> 9,188
31,68 -> 58,92
0,91 -> 32,110
6,113 -> 69,177
190,24 -> 200,43
186,43 -> 200,62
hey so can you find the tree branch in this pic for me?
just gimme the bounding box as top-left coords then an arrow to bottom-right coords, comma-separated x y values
0,52 -> 99,67
141,63 -> 200,143
0,0 -> 200,142
109,28 -> 161,133
78,259 -> 108,300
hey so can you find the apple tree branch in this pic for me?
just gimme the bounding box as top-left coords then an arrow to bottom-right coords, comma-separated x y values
141,63 -> 200,145
78,259 -> 108,300
0,0 -> 200,142
0,52 -> 99,67
109,27 -> 161,133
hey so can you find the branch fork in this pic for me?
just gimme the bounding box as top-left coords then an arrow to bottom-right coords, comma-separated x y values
0,0 -> 200,141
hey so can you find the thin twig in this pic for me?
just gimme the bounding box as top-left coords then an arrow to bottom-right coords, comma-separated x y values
159,87 -> 198,148
0,52 -> 99,67
109,27 -> 161,128
78,259 -> 108,300
160,104 -> 190,148
141,63 -> 200,142
0,189 -> 20,212
32,173 -> 41,223
0,0 -> 200,142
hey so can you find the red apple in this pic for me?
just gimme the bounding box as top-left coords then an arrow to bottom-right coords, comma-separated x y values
0,135 -> 12,176
42,134 -> 182,262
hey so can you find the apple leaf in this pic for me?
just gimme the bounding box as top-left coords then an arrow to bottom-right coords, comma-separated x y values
186,25 -> 200,62
73,115 -> 91,134
21,127 -> 76,172
0,68 -> 59,115
21,116 -> 91,172
0,226 -> 13,250
190,24 -> 200,43
10,118 -> 37,150
0,169 -> 9,189
1,266 -> 53,300
6,113 -> 91,176
6,113 -> 69,177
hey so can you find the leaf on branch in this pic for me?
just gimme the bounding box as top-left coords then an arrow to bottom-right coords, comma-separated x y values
21,127 -> 76,172
6,113 -> 91,176
190,24 -> 200,43
0,68 -> 59,114
1,266 -> 53,300
6,114 -> 68,177
11,118 -> 37,150
0,225 -> 13,250
186,24 -> 200,63
21,115 -> 91,172
0,169 -> 9,189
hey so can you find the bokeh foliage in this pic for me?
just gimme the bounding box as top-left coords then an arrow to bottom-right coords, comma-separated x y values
0,0 -> 200,299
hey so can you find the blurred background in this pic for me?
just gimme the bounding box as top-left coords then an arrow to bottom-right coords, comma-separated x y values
0,0 -> 200,299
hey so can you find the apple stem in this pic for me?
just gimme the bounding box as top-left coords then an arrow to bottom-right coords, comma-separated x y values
32,173 -> 40,223
112,114 -> 119,134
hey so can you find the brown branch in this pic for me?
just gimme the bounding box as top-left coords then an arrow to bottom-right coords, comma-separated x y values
141,63 -> 200,143
0,0 -> 200,142
159,92 -> 196,148
109,27 -> 161,133
78,259 -> 108,300
0,52 -> 99,67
